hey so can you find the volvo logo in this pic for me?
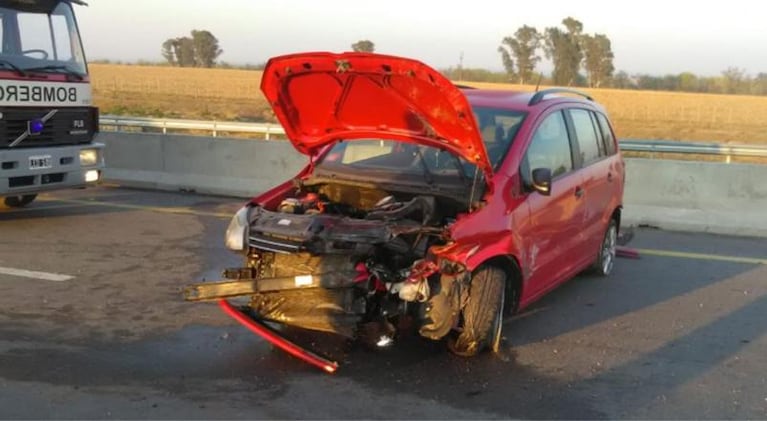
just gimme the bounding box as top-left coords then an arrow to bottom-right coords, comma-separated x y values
8,110 -> 57,147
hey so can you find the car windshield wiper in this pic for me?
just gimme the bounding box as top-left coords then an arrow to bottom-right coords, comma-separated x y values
413,147 -> 435,185
0,60 -> 29,77
448,153 -> 470,186
23,65 -> 84,81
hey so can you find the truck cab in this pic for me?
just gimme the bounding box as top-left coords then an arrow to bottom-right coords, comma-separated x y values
0,0 -> 101,208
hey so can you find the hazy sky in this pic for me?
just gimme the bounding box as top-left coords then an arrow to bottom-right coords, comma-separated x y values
75,0 -> 766,76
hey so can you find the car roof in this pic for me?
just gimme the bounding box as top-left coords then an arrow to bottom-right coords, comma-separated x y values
460,87 -> 605,114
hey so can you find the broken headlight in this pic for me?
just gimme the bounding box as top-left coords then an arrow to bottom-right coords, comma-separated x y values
225,205 -> 251,252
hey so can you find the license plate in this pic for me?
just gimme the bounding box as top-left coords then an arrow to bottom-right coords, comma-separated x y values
29,155 -> 53,170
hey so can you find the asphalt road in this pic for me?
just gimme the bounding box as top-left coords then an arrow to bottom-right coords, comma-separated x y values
1,186 -> 766,419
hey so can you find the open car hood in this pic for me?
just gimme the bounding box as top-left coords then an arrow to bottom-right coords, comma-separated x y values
260,52 -> 492,178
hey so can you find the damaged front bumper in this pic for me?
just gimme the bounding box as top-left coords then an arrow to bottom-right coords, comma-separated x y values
217,299 -> 339,373
184,270 -> 361,338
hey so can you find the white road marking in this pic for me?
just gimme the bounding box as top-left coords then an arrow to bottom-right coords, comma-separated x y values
0,266 -> 73,282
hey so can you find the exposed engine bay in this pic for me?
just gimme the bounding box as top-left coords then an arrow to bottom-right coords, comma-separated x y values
186,178 -> 473,348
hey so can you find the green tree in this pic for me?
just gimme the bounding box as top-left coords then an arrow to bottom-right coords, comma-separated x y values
544,17 -> 584,86
752,73 -> 767,95
611,70 -> 634,89
161,39 -> 176,66
497,25 -> 541,84
161,30 -> 222,68
191,30 -> 223,67
173,37 -> 196,67
722,67 -> 746,94
351,40 -> 375,53
581,33 -> 614,88
678,72 -> 699,92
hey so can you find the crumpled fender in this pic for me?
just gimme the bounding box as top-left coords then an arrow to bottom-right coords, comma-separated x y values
431,231 -> 522,274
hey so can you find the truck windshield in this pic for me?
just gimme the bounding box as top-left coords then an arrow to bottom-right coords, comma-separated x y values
0,1 -> 87,77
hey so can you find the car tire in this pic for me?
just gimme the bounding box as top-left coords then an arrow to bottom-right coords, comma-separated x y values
447,266 -> 506,357
3,194 -> 37,208
591,219 -> 618,276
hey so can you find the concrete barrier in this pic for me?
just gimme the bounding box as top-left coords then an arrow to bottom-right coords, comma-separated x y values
101,132 -> 767,237
100,132 -> 307,198
621,158 -> 767,237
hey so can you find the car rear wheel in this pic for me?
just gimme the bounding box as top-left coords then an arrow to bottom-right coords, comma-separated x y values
3,194 -> 37,208
448,266 -> 506,357
592,219 -> 617,276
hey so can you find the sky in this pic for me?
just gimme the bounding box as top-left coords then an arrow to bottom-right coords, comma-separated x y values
75,0 -> 767,77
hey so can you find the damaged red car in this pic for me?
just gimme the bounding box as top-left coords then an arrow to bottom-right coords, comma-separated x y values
185,52 -> 625,372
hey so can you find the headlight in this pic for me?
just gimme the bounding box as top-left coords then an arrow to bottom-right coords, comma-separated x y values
79,149 -> 98,166
225,205 -> 251,252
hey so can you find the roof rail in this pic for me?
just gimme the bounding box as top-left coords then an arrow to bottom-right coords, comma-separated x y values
453,84 -> 477,89
528,88 -> 593,106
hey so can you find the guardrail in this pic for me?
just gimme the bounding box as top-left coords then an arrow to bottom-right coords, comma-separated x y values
99,115 -> 286,139
619,139 -> 767,162
99,115 -> 767,160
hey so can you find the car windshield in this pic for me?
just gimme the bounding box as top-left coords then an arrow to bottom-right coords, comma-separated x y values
471,106 -> 526,168
318,139 -> 471,183
0,1 -> 87,77
316,107 -> 527,180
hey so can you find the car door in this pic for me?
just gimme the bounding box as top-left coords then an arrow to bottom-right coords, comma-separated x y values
567,108 -> 617,258
518,110 -> 587,298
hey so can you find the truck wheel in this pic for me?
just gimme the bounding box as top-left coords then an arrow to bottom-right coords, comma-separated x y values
591,219 -> 617,276
3,194 -> 37,208
448,266 -> 506,357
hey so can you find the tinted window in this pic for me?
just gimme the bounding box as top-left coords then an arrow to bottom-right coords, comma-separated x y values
523,111 -> 572,181
596,113 -> 617,155
570,109 -> 602,165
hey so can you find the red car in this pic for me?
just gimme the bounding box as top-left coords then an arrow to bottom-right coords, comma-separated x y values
185,52 -> 625,372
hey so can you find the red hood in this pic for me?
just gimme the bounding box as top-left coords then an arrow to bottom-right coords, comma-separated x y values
260,52 -> 492,177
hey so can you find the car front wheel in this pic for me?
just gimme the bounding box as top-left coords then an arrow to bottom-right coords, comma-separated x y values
448,266 -> 506,357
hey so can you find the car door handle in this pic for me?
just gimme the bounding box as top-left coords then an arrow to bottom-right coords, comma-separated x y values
575,186 -> 584,198
607,172 -> 614,182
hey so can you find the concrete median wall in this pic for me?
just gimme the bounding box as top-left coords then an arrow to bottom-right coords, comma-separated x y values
100,132 -> 767,237
621,158 -> 767,237
100,132 -> 308,198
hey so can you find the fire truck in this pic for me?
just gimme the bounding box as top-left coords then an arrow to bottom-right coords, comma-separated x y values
0,0 -> 101,208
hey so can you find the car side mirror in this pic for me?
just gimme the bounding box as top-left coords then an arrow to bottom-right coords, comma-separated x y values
531,168 -> 552,196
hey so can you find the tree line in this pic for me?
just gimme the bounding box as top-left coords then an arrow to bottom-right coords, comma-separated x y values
496,17 -> 614,88
152,31 -> 767,96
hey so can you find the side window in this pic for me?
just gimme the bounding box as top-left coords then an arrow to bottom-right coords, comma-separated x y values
569,109 -> 602,165
596,113 -> 617,156
522,111 -> 573,183
51,15 -> 73,61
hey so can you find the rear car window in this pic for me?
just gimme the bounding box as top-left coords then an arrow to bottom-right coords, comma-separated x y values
569,109 -> 602,165
596,113 -> 617,156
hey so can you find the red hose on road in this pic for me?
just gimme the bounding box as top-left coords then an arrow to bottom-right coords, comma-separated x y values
617,246 -> 640,259
218,300 -> 339,374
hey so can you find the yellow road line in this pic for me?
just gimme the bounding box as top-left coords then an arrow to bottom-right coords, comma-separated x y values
636,248 -> 767,265
38,197 -> 232,219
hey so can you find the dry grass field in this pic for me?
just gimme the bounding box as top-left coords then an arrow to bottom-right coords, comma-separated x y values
90,64 -> 767,144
